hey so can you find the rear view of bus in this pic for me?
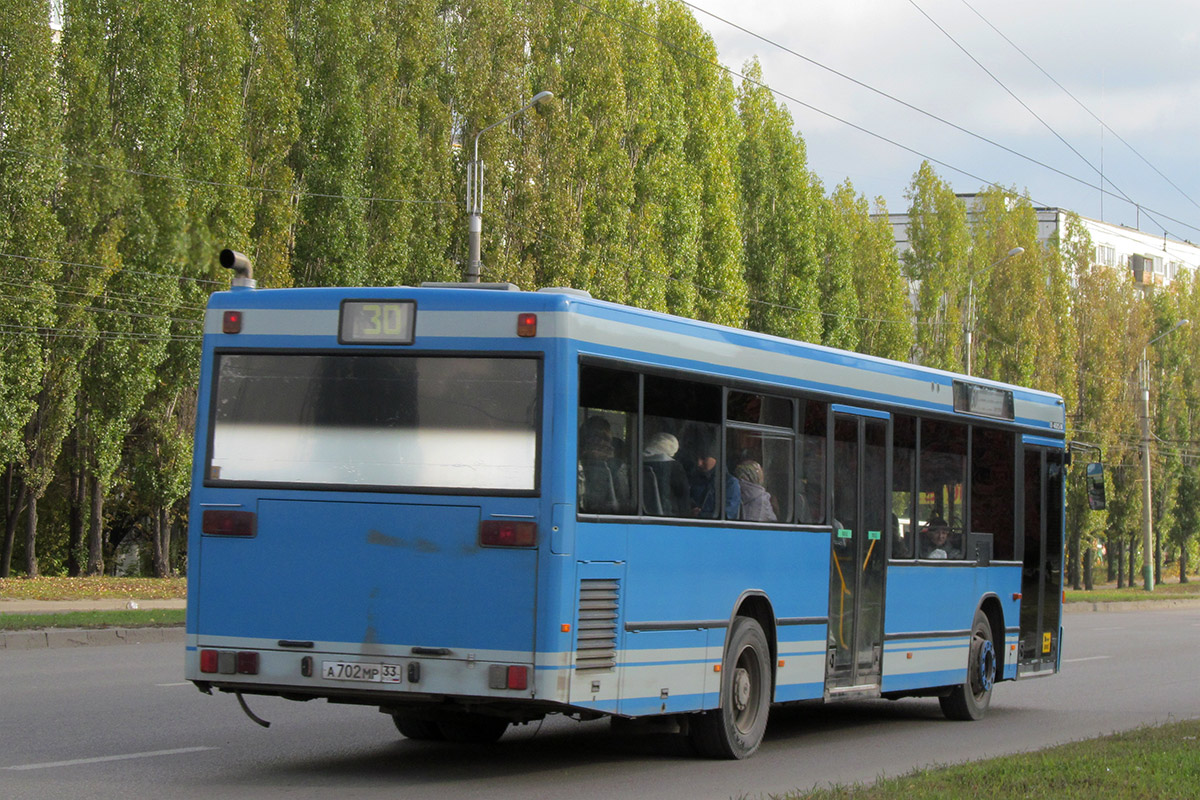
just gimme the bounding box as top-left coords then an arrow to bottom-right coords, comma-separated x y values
185,257 -> 550,743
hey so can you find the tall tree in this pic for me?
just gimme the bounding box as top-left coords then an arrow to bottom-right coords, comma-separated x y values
736,59 -> 821,343
835,185 -> 912,361
291,0 -> 369,287
971,187 -> 1074,399
659,0 -> 744,326
0,0 -> 64,575
56,0 -> 129,576
77,0 -> 187,574
243,0 -> 300,287
815,181 -> 858,350
902,162 -> 969,370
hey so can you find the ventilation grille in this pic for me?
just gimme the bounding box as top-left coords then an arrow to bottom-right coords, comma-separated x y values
575,579 -> 619,671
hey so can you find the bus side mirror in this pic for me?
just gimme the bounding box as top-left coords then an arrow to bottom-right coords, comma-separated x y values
1086,462 -> 1106,511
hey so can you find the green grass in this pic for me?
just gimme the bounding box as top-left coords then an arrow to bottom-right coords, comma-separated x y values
0,608 -> 187,631
1065,580 -> 1200,603
779,718 -> 1200,799
0,576 -> 187,601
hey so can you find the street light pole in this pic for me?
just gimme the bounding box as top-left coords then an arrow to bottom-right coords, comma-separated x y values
465,91 -> 554,283
964,246 -> 1024,375
1139,318 -> 1190,591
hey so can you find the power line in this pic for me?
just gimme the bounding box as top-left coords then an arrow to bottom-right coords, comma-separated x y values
0,252 -> 224,287
680,1 -> 1117,209
0,293 -> 202,326
0,322 -> 201,342
570,0 -> 1200,240
0,146 -> 454,207
958,0 -> 1200,218
0,276 -> 209,314
905,0 -> 1175,239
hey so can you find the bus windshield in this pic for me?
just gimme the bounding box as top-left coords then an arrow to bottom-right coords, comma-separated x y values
206,353 -> 540,492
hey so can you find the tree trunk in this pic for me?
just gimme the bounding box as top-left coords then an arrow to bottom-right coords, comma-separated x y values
1155,533 -> 1162,585
1108,537 -> 1118,587
1083,544 -> 1094,590
1107,534 -> 1118,583
68,460 -> 84,576
152,506 -> 171,578
2,473 -> 28,578
1068,530 -> 1081,590
1182,547 -> 1189,584
24,493 -> 39,578
1123,532 -> 1132,587
86,474 -> 104,576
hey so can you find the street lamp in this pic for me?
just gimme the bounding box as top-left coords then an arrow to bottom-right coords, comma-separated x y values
964,246 -> 1024,375
465,91 -> 554,283
1139,317 -> 1190,591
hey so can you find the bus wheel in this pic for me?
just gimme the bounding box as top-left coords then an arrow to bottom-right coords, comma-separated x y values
436,714 -> 509,744
940,608 -> 996,721
689,616 -> 771,759
392,714 -> 444,741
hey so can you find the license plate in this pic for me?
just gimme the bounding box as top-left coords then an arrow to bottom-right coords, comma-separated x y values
321,661 -> 403,684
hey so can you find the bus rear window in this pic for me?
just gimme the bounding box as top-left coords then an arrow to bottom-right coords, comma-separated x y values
207,353 -> 540,492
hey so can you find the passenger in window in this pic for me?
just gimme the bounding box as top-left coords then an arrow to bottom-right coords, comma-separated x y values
690,445 -> 740,519
578,416 -> 630,513
734,460 -> 777,522
920,517 -> 959,559
642,432 -> 690,516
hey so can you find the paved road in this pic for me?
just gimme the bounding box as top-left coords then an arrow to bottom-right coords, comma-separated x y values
2,607 -> 1198,799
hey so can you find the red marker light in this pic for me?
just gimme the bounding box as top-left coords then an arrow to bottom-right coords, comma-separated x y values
223,310 -> 243,334
201,509 -> 257,537
479,520 -> 537,547
516,313 -> 537,337
507,666 -> 529,690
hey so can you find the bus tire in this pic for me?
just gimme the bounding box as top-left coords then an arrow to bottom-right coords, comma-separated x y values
940,608 -> 996,721
435,714 -> 509,744
392,714 -> 444,741
689,616 -> 771,759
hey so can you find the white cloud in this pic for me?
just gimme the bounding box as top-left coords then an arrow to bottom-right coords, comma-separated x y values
690,0 -> 1200,238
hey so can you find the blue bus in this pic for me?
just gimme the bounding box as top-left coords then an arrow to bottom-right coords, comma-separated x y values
185,256 -> 1067,758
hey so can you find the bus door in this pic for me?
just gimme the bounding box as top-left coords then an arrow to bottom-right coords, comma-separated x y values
825,408 -> 889,695
1018,442 -> 1065,675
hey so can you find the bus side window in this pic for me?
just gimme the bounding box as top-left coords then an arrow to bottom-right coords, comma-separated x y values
918,418 -> 967,559
971,427 -> 1016,560
726,391 -> 793,523
892,414 -> 916,558
578,365 -> 638,515
797,399 -> 827,524
645,374 -> 722,519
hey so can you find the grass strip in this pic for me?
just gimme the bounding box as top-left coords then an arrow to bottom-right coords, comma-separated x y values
0,576 -> 187,600
0,609 -> 186,631
779,718 -> 1200,800
1066,581 -> 1200,603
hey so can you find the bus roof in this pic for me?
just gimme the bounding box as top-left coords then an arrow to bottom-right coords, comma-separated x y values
204,284 -> 1065,434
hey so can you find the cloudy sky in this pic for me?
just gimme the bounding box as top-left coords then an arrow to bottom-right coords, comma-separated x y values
689,0 -> 1200,243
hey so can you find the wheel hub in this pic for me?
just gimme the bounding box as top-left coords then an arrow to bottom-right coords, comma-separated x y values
974,638 -> 996,694
733,667 -> 751,712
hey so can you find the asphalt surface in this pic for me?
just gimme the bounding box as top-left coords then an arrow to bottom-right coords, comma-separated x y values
4,596 -> 1200,649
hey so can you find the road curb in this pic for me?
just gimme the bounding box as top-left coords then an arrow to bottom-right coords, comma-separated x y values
1063,597 -> 1200,614
0,626 -> 185,650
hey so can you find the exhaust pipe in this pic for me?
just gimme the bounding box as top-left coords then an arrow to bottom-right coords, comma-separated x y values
219,249 -> 256,288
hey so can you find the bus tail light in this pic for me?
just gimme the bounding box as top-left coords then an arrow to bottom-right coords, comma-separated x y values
202,509 -> 256,537
200,649 -> 260,675
507,666 -> 528,690
516,313 -> 537,337
222,310 -> 243,334
479,520 -> 537,547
